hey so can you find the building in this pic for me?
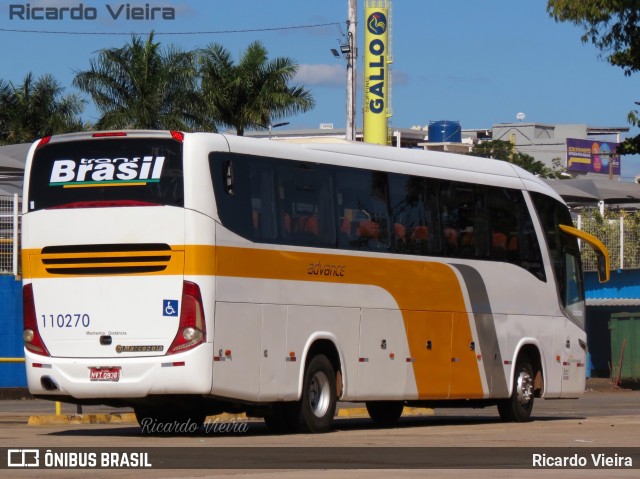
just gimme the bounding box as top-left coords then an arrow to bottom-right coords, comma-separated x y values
492,123 -> 629,175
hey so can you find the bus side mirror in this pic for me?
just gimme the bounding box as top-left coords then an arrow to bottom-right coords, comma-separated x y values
559,224 -> 610,283
596,252 -> 609,284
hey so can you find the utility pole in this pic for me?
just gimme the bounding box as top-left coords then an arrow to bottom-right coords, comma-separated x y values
346,0 -> 357,141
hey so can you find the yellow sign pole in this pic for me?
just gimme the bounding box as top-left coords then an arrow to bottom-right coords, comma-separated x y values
363,2 -> 389,145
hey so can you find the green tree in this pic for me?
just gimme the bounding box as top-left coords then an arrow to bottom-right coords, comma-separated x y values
199,41 -> 315,136
547,1 -> 640,153
0,72 -> 84,145
74,32 -> 205,131
469,140 -> 566,178
469,139 -> 513,161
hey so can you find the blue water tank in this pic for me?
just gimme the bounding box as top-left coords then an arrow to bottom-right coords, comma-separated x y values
428,120 -> 462,143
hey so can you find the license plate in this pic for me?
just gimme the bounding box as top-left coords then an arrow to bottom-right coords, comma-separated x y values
89,367 -> 120,382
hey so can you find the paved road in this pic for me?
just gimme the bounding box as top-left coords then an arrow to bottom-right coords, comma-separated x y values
1,389 -> 639,479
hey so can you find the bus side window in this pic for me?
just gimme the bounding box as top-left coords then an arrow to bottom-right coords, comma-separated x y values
485,187 -> 545,280
388,174 -> 435,255
337,168 -> 390,252
211,154 -> 254,240
277,162 -> 335,247
249,163 -> 277,241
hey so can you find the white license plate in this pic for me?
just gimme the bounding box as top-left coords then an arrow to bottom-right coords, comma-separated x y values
89,367 -> 120,382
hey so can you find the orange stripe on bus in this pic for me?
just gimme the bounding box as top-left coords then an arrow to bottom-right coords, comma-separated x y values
23,244 -> 484,399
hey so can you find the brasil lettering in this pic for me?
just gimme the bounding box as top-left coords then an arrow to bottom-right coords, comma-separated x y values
49,156 -> 165,188
9,3 -> 176,21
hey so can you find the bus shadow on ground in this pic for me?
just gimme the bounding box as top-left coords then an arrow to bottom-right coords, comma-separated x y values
43,412 -> 583,438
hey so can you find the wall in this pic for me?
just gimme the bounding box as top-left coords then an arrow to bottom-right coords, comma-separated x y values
585,270 -> 640,378
0,276 -> 25,387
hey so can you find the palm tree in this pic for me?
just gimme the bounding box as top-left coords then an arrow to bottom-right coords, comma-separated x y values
74,32 -> 206,131
199,41 -> 315,136
0,73 -> 84,145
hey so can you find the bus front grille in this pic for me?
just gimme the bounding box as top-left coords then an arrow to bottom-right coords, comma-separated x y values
40,243 -> 172,275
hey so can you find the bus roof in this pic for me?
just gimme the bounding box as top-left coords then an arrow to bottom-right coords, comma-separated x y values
220,134 -> 563,204
30,130 -> 564,204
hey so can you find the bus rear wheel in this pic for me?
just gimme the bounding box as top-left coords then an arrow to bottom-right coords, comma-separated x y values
498,357 -> 535,422
290,354 -> 337,433
366,401 -> 404,426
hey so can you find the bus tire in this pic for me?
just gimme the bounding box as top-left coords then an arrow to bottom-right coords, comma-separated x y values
293,354 -> 337,433
134,406 -> 205,435
366,401 -> 404,426
498,357 -> 535,422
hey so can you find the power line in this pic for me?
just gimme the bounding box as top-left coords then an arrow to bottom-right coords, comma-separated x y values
0,22 -> 341,36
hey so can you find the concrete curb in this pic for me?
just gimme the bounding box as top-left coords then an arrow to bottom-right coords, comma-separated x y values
28,412 -> 137,426
27,407 -> 434,426
338,407 -> 434,418
27,412 -> 248,426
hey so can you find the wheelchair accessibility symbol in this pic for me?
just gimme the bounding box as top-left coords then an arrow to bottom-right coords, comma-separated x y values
163,299 -> 179,317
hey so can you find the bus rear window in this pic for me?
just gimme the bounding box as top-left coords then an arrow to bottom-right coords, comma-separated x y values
27,138 -> 184,211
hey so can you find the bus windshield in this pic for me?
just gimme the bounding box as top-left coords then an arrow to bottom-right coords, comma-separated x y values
27,138 -> 184,211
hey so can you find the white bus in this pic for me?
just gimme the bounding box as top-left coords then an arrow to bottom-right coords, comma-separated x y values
21,130 -> 609,433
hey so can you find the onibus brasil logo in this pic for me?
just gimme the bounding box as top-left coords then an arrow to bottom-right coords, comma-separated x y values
49,156 -> 165,187
367,12 -> 387,35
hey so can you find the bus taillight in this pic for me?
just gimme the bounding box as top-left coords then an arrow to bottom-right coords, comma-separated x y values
167,281 -> 206,355
170,131 -> 184,142
23,284 -> 50,357
36,136 -> 51,149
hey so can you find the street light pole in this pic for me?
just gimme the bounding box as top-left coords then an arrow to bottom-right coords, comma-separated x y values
346,0 -> 357,141
268,121 -> 289,139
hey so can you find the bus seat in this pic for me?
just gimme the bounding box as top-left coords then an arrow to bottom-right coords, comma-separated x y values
357,220 -> 380,239
492,232 -> 508,259
492,232 -> 507,249
461,232 -> 473,246
411,225 -> 429,241
394,223 -> 406,241
296,216 -> 320,236
282,213 -> 291,235
341,217 -> 352,237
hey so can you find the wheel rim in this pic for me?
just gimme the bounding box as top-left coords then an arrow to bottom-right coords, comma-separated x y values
515,368 -> 533,407
308,371 -> 331,418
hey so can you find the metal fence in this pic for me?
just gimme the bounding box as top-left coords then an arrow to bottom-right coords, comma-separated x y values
576,209 -> 640,272
0,194 -> 20,276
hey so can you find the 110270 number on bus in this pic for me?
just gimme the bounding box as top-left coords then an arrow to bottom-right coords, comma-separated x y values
41,314 -> 91,328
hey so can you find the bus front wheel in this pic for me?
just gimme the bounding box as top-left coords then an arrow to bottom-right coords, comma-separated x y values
498,357 -> 535,422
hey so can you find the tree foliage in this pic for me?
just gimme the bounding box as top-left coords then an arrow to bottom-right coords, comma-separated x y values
73,32 -> 206,131
1,36 -> 315,142
547,0 -> 640,153
0,73 -> 84,145
547,0 -> 640,76
469,140 -> 567,178
198,41 -> 315,136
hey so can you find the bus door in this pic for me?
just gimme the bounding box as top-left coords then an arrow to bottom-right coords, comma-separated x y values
559,225 -> 609,396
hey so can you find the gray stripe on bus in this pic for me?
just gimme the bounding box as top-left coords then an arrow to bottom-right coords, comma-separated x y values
451,263 -> 510,398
